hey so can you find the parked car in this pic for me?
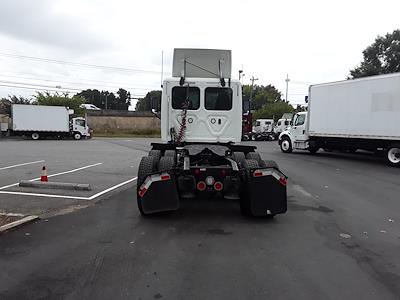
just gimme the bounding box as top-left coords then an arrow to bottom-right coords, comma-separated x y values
80,104 -> 101,110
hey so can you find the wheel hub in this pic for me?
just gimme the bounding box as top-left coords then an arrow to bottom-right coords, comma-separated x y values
282,140 -> 289,151
388,148 -> 400,163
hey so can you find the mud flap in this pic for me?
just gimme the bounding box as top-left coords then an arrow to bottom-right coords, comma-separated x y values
242,168 -> 287,216
138,172 -> 180,214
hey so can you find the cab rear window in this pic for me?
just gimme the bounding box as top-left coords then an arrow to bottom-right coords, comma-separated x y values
205,88 -> 232,110
172,87 -> 200,110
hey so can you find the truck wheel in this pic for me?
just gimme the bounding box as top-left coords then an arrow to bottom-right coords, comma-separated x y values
385,144 -> 400,167
251,134 -> 256,141
308,146 -> 319,154
149,149 -> 161,160
246,152 -> 263,166
31,132 -> 40,140
158,156 -> 175,172
137,156 -> 157,216
280,136 -> 292,153
232,152 -> 246,165
240,159 -> 259,216
164,150 -> 176,163
73,133 -> 82,140
261,160 -> 279,169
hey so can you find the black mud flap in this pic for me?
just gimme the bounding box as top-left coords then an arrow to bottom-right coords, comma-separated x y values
242,168 -> 287,216
138,172 -> 180,214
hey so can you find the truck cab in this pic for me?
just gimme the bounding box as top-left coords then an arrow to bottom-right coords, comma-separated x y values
279,112 -> 313,152
160,78 -> 242,143
70,117 -> 91,140
136,48 -> 287,217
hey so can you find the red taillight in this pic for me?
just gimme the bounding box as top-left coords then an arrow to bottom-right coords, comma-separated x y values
279,177 -> 287,186
197,181 -> 206,191
214,181 -> 223,191
253,170 -> 263,177
161,174 -> 170,181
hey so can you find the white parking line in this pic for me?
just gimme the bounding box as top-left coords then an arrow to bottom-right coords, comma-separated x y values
88,177 -> 137,200
0,176 -> 137,200
0,162 -> 103,190
0,191 -> 89,200
0,160 -> 45,171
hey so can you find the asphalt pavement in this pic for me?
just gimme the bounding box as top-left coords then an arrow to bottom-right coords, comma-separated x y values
1,139 -> 399,300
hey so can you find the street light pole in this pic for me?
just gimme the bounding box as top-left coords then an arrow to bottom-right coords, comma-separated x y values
249,76 -> 258,110
285,74 -> 290,102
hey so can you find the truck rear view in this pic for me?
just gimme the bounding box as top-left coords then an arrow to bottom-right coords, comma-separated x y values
136,49 -> 287,217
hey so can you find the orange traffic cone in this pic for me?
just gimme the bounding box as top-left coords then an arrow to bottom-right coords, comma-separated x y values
41,166 -> 48,182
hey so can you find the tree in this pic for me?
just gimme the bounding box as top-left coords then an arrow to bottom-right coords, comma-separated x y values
34,92 -> 85,116
350,29 -> 400,78
242,84 -> 283,110
253,101 -> 294,120
77,88 -> 130,110
116,88 -> 131,110
135,90 -> 161,111
0,95 -> 34,115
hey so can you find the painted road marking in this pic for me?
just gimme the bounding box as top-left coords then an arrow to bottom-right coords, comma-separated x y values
0,160 -> 45,171
0,177 -> 137,200
0,162 -> 103,190
88,177 -> 137,200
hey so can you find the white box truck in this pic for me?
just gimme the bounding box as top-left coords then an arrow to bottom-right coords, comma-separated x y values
278,72 -> 400,166
10,104 -> 90,140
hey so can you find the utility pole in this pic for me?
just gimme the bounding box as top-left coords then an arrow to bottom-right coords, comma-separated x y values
285,74 -> 290,102
249,76 -> 258,111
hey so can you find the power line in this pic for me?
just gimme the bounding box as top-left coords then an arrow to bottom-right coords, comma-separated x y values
0,74 -> 152,91
0,83 -> 146,97
0,52 -> 161,74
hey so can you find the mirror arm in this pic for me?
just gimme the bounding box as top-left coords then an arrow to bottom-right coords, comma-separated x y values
151,109 -> 161,119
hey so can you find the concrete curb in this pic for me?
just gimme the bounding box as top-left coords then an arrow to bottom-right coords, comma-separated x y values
19,181 -> 91,191
0,215 -> 39,233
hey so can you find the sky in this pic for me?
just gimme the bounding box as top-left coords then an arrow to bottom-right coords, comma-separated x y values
0,0 -> 399,109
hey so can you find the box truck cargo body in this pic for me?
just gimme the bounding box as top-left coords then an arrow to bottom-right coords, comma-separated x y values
10,104 -> 90,140
279,73 -> 400,166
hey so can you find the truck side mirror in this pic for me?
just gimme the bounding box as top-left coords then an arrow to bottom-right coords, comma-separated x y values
150,96 -> 161,112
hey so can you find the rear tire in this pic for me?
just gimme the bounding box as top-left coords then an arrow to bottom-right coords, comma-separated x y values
137,156 -> 157,216
308,146 -> 319,154
158,156 -> 175,172
232,152 -> 246,166
261,160 -> 279,169
240,159 -> 259,216
385,144 -> 400,167
31,132 -> 40,140
246,152 -> 263,166
280,136 -> 292,153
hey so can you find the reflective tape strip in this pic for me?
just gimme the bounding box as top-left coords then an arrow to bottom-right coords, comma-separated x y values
139,172 -> 171,197
253,169 -> 285,181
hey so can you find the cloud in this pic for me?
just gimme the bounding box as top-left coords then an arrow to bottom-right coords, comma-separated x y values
0,0 -> 105,53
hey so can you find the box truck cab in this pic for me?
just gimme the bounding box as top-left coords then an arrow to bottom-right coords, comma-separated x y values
279,73 -> 400,167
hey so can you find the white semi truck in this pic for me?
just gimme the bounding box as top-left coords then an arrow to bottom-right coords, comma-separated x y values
9,104 -> 90,140
136,49 -> 287,217
278,73 -> 400,166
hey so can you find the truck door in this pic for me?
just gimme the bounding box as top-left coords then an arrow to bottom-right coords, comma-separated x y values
291,113 -> 307,141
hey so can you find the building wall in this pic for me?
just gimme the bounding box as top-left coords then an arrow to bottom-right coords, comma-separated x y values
86,111 -> 160,134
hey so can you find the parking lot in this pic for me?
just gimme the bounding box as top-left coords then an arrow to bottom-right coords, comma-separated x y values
0,138 -> 152,216
1,137 -> 400,299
